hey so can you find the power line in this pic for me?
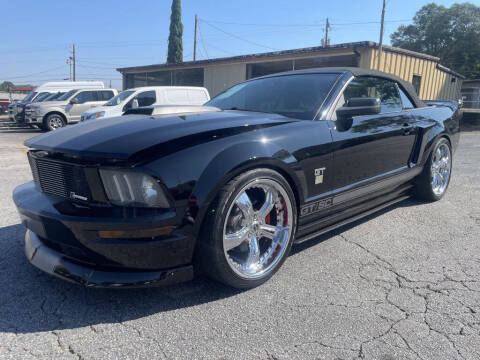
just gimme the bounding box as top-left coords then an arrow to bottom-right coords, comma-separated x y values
200,18 -> 411,27
0,65 -> 67,80
200,41 -> 236,56
198,22 -> 210,59
200,19 -> 280,51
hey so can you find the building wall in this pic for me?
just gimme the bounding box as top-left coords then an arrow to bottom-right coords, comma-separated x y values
120,47 -> 463,102
204,63 -> 246,97
360,48 -> 462,101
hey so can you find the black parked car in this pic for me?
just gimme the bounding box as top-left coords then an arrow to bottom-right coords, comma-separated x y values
13,68 -> 460,289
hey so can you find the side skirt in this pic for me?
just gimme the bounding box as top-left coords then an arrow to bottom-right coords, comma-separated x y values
294,191 -> 411,244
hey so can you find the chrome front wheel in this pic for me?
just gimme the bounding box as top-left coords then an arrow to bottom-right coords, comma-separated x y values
199,168 -> 296,289
45,114 -> 65,131
223,179 -> 293,279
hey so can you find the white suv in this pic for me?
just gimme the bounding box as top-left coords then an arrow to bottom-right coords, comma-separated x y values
25,89 -> 117,131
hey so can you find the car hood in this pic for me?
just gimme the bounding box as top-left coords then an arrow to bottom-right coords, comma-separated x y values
25,110 -> 294,162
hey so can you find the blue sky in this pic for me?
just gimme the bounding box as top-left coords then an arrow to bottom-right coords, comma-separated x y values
0,0 -> 463,89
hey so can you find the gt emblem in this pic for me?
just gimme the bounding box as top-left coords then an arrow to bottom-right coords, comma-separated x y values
314,167 -> 326,185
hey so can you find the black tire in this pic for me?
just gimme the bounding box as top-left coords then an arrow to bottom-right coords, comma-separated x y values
197,168 -> 297,289
415,137 -> 452,202
43,113 -> 66,131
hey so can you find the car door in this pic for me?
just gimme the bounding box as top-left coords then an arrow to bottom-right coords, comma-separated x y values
66,91 -> 100,122
328,76 -> 417,201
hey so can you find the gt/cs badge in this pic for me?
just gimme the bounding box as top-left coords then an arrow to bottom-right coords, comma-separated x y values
300,197 -> 333,217
314,167 -> 326,184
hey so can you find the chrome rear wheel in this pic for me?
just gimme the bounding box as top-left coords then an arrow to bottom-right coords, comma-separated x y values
430,142 -> 451,196
223,178 -> 293,279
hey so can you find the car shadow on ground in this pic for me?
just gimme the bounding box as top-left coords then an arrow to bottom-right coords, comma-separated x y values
0,198 -> 420,335
0,128 -> 42,134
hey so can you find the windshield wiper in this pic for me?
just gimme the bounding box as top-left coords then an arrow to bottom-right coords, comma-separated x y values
226,107 -> 272,114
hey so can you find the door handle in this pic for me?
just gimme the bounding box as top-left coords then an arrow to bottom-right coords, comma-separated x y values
402,123 -> 414,135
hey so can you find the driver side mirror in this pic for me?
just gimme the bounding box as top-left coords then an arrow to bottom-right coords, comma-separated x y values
131,98 -> 139,109
69,98 -> 79,105
336,97 -> 381,119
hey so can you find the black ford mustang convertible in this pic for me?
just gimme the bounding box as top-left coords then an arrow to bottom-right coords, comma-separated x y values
14,68 -> 460,289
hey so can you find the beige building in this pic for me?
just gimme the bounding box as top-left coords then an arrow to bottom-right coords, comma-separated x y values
117,41 -> 464,100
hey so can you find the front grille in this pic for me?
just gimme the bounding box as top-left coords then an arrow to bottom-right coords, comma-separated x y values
28,153 -> 92,201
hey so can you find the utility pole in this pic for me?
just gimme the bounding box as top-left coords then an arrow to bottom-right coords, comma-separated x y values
72,44 -> 76,81
323,18 -> 330,47
377,0 -> 386,70
66,57 -> 72,80
193,14 -> 198,61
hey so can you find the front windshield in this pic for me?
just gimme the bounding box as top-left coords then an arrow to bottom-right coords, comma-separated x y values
23,91 -> 37,102
44,92 -> 65,101
105,90 -> 135,106
57,89 -> 77,101
33,92 -> 52,102
206,73 -> 340,120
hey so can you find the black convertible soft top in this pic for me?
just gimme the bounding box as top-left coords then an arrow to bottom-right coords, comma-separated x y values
261,67 -> 425,108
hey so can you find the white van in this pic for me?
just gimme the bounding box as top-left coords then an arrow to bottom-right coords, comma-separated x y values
80,86 -> 210,121
8,81 -> 105,122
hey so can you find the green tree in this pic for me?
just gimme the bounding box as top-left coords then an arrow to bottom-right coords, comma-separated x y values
0,81 -> 15,92
391,2 -> 480,79
167,0 -> 183,64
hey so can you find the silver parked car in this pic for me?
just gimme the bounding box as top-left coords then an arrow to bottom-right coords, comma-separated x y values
24,88 -> 117,131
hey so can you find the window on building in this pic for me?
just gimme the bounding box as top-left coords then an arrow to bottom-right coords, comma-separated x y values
343,76 -> 403,113
246,60 -> 293,79
412,75 -> 422,95
173,68 -> 204,86
147,71 -> 172,86
126,68 -> 204,88
125,73 -> 148,89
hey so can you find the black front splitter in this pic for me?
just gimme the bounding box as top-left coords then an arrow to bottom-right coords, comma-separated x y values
24,230 -> 194,288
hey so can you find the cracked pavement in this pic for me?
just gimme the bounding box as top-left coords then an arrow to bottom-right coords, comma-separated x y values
0,127 -> 479,359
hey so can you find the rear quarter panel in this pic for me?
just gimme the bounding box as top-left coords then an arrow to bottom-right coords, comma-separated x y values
410,105 -> 460,167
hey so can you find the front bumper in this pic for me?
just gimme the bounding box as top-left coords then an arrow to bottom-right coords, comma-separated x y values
14,182 -> 196,288
24,112 -> 42,124
25,230 -> 193,288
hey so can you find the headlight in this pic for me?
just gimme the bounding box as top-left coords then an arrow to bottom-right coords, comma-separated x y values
87,111 -> 105,120
99,170 -> 170,208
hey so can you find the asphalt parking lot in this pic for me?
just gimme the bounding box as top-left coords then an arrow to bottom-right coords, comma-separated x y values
0,125 -> 479,360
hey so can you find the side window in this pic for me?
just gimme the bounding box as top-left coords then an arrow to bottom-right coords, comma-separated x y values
134,91 -> 156,107
343,76 -> 403,113
98,91 -> 115,101
73,91 -> 97,104
397,86 -> 415,109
